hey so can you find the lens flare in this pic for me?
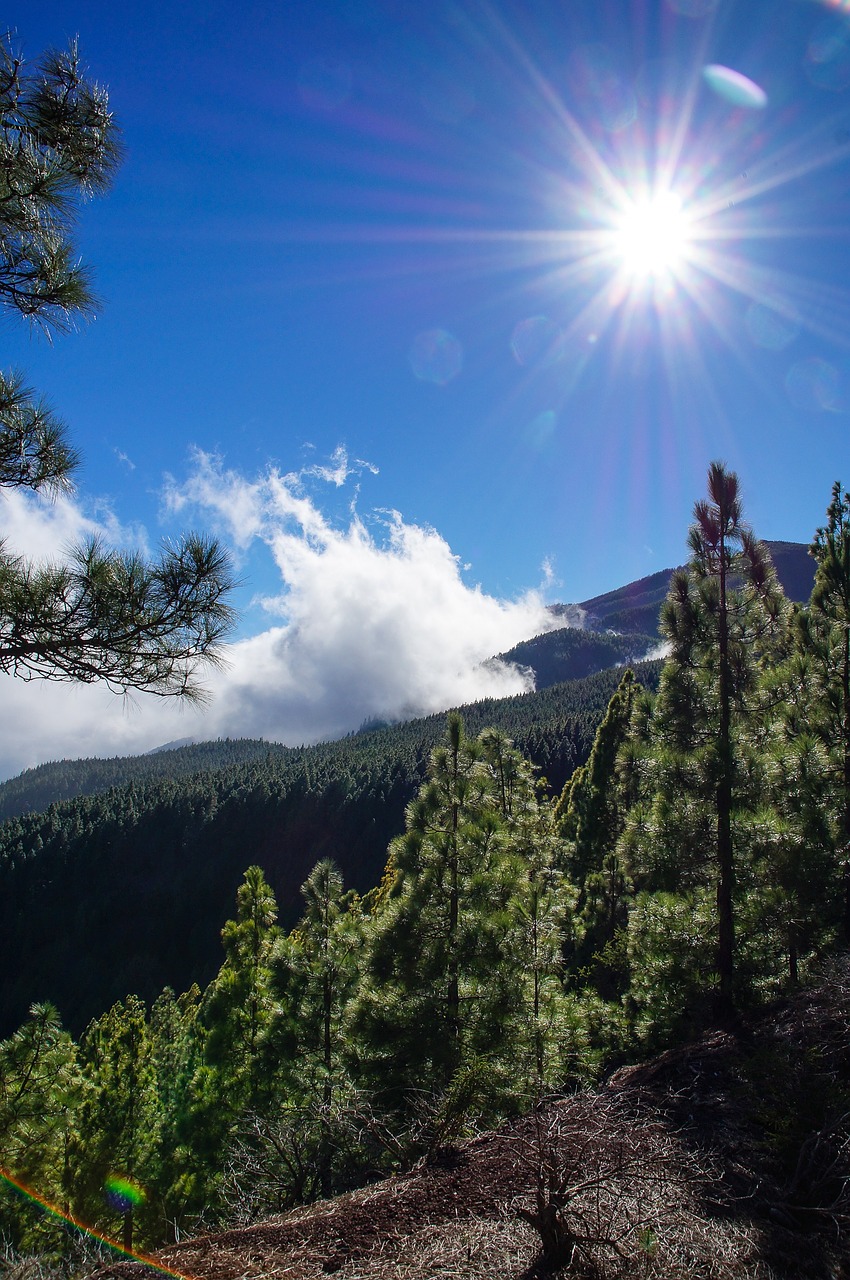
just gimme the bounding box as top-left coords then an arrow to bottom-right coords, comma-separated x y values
702,64 -> 768,109
104,1174 -> 145,1213
510,316 -> 564,367
785,357 -> 844,411
409,328 -> 464,384
0,1166 -> 195,1280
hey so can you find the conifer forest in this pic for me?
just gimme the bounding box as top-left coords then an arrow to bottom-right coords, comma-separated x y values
4,465 -> 850,1265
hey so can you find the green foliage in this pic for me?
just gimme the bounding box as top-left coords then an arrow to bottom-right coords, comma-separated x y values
625,464 -> 789,1019
625,889 -> 716,1047
556,670 -> 644,1000
3,469 -> 849,1257
354,714 -> 511,1099
498,627 -> 658,689
793,481 -> 850,941
0,34 -> 121,329
0,739 -> 287,821
354,718 -> 579,1122
0,371 -> 78,495
0,533 -> 237,696
0,662 -> 660,1037
73,995 -> 156,1246
198,868 -> 280,1107
145,986 -> 205,1241
267,861 -> 361,1105
153,873 -> 282,1230
0,1004 -> 81,1249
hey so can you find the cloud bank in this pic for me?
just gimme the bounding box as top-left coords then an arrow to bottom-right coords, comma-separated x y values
0,451 -> 558,780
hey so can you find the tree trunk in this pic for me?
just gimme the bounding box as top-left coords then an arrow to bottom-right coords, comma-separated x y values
447,732 -> 460,1052
842,623 -> 850,943
716,531 -> 736,1022
788,919 -> 799,985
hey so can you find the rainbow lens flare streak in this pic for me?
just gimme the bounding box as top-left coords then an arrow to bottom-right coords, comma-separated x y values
0,1166 -> 197,1280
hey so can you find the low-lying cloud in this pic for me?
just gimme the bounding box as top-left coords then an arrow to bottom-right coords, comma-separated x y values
0,450 -> 558,780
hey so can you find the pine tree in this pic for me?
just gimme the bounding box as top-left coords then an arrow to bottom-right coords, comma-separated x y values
0,34 -> 235,695
147,985 -> 205,1242
198,867 -> 280,1103
479,728 -> 583,1090
256,862 -> 366,1200
555,670 -> 643,999
74,995 -> 155,1250
268,860 -> 361,1112
625,463 -> 787,1022
353,714 -> 517,1105
353,716 -> 579,1123
183,867 -> 280,1205
0,1003 -> 82,1248
798,482 -> 850,941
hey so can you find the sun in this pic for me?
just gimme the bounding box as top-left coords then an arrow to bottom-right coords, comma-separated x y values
612,190 -> 693,280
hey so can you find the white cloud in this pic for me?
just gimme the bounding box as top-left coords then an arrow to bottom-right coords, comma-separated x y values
0,451 -> 559,781
0,486 -> 147,563
641,640 -> 672,662
114,448 -> 136,471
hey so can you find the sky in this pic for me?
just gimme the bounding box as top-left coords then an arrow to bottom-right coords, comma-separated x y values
2,0 -> 850,779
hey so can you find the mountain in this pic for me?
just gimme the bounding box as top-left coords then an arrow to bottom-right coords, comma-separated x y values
0,738 -> 289,823
0,541 -> 812,819
497,626 -> 659,691
493,539 -> 813,691
0,540 -> 815,1035
575,538 -> 814,636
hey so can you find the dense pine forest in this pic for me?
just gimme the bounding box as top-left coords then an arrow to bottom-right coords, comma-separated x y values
2,473 -> 849,1271
0,662 -> 660,1037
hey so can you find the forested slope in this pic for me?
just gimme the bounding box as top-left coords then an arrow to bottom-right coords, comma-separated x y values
0,739 -> 288,822
0,661 -> 661,1036
0,629 -> 655,821
79,957 -> 850,1280
497,626 -> 658,688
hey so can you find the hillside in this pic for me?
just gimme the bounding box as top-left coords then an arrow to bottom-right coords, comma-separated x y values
0,541 -> 816,1037
0,624 -> 660,823
86,955 -> 850,1280
0,739 -> 289,823
0,661 -> 662,1036
497,626 -> 659,690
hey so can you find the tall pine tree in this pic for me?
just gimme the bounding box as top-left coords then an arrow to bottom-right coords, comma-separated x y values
624,463 -> 787,1023
799,481 -> 850,941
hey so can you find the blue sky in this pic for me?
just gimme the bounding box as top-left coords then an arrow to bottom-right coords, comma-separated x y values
2,0 -> 850,776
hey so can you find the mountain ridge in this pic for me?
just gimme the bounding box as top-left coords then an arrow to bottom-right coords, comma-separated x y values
0,540 -> 812,816
571,537 -> 814,635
